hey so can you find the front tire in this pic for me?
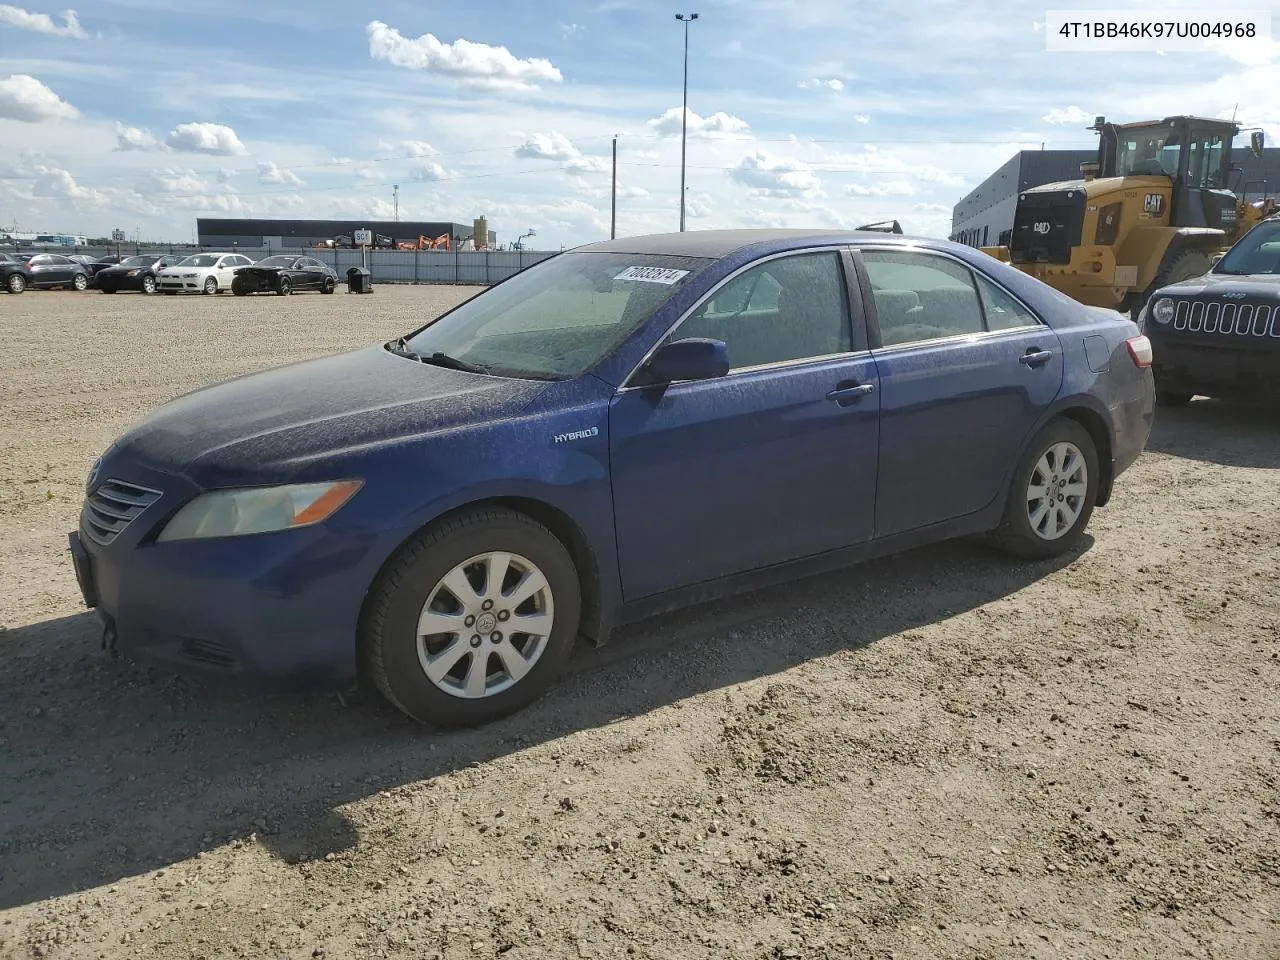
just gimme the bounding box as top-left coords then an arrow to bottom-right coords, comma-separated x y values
362,508 -> 582,728
990,418 -> 1099,560
203,276 -> 218,295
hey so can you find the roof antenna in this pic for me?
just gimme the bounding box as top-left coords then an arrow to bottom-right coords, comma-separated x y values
1231,102 -> 1238,123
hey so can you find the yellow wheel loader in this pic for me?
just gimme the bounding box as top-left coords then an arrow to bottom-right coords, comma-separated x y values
980,116 -> 1274,318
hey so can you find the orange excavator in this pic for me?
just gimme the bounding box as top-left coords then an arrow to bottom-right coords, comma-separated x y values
397,233 -> 452,251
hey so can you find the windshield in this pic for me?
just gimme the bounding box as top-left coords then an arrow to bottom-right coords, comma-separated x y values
178,255 -> 220,267
255,256 -> 295,267
1216,221 -> 1280,275
121,256 -> 154,267
404,251 -> 709,379
1115,125 -> 1181,178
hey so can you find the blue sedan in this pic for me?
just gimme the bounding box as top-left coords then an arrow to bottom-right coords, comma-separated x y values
68,229 -> 1155,727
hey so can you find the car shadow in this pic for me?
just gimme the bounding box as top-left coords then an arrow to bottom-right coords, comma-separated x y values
0,535 -> 1088,909
1145,397 -> 1280,468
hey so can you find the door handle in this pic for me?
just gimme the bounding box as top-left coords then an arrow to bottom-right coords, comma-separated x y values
826,381 -> 876,404
1019,348 -> 1053,367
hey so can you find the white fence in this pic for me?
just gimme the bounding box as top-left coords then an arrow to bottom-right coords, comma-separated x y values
15,246 -> 560,286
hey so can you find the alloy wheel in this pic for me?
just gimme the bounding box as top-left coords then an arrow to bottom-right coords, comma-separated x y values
416,551 -> 554,699
1025,441 -> 1087,541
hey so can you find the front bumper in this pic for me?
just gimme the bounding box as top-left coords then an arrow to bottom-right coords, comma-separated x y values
70,463 -> 376,689
158,276 -> 203,291
1150,339 -> 1280,400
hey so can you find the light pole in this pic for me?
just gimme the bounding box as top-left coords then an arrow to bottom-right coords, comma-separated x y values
675,12 -> 698,232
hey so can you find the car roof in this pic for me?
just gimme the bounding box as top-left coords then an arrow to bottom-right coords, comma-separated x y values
573,228 -> 934,259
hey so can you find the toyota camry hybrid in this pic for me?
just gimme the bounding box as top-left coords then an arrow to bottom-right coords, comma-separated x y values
68,229 -> 1155,728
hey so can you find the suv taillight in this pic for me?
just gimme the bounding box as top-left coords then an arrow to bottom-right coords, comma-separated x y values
1126,335 -> 1153,368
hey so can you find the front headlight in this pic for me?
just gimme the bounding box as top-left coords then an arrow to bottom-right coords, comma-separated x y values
1151,298 -> 1175,324
125,269 -> 139,276
156,480 -> 362,542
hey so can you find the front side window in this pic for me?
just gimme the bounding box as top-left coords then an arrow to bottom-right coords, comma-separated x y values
861,250 -> 985,346
673,252 -> 851,370
404,251 -> 709,380
1187,133 -> 1226,188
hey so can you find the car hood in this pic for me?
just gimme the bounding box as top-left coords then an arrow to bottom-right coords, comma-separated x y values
112,345 -> 550,481
1158,272 -> 1280,298
98,264 -> 151,276
159,265 -> 215,275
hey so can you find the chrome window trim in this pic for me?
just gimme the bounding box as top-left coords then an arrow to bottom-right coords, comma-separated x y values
617,245 -> 857,390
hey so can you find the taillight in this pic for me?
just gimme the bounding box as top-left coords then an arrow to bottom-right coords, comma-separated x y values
1125,335 -> 1153,368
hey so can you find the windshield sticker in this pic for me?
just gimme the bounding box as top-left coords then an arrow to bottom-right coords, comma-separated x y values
614,265 -> 690,285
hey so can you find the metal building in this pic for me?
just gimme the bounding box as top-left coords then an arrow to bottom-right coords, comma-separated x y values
195,218 -> 475,249
951,147 -> 1280,249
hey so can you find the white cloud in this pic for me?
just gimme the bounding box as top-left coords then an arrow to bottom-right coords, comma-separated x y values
1042,105 -> 1094,126
377,139 -> 439,158
165,122 -> 247,156
821,145 -> 963,186
647,107 -> 751,140
729,150 -> 822,198
113,122 -> 166,152
0,74 -> 78,122
798,77 -> 844,92
846,180 -> 917,197
687,192 -> 713,219
366,20 -> 563,92
139,168 -> 210,195
514,131 -> 608,174
0,4 -> 87,38
217,167 -> 235,183
559,22 -> 584,38
32,164 -> 107,206
257,160 -> 303,186
410,160 -> 450,181
852,114 -> 870,124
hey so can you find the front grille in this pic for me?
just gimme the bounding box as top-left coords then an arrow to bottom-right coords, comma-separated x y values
1169,298 -> 1280,340
82,478 -> 162,546
1010,189 -> 1086,265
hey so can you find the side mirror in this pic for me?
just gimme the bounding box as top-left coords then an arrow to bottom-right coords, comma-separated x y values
1251,130 -> 1265,157
645,338 -> 730,383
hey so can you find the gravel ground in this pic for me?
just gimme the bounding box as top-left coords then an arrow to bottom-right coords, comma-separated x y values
1,285 -> 1278,960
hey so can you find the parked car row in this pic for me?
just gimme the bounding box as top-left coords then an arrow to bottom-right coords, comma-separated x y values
1,251 -> 340,296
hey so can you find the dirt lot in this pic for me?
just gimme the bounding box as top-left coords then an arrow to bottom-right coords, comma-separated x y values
1,285 -> 1278,960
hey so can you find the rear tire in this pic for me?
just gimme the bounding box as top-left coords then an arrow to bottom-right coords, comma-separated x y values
276,277 -> 292,296
990,418 -> 1099,561
322,277 -> 335,294
72,273 -> 89,292
361,508 -> 581,728
6,273 -> 25,294
141,275 -> 157,295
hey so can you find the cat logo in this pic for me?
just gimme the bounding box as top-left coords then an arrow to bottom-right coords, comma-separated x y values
1032,221 -> 1052,235
1143,193 -> 1165,216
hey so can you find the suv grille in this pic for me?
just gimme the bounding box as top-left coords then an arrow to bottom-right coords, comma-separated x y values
1170,298 -> 1280,339
83,479 -> 162,546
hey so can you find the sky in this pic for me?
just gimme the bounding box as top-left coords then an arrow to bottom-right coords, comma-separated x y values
1,0 -> 1278,248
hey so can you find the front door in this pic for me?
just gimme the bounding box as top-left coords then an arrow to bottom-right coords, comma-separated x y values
855,247 -> 1064,537
609,249 -> 880,601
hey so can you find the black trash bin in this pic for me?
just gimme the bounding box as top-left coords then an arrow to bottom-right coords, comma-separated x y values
346,266 -> 373,294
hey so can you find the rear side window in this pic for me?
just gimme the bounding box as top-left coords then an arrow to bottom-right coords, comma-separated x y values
974,274 -> 1039,330
861,250 -> 984,346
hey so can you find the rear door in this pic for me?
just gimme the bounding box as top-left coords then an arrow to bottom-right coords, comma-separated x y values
300,257 -> 325,288
853,246 -> 1064,537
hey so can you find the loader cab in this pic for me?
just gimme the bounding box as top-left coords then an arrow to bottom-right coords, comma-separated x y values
1097,116 -> 1244,233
